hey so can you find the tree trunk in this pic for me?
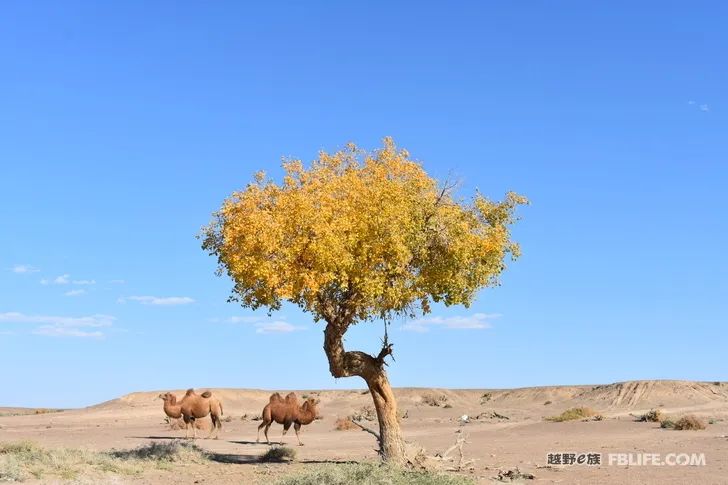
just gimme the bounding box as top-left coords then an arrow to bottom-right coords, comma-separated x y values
323,318 -> 406,465
366,369 -> 406,463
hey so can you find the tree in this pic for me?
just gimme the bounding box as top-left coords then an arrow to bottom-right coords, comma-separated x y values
201,138 -> 526,464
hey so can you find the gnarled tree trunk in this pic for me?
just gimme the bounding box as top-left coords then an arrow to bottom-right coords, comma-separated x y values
323,318 -> 406,464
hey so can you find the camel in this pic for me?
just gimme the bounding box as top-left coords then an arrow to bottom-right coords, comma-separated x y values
178,389 -> 224,439
257,392 -> 319,446
158,392 -> 184,428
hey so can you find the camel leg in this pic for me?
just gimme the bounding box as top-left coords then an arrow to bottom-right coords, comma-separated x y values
208,414 -> 219,439
264,423 -> 272,444
257,420 -> 267,443
281,421 -> 292,445
184,416 -> 191,439
294,422 -> 303,446
191,418 -> 197,439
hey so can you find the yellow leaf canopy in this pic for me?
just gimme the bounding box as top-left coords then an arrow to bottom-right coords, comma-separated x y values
202,138 -> 526,324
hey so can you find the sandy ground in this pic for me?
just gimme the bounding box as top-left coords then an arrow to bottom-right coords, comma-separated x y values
1,380 -> 727,484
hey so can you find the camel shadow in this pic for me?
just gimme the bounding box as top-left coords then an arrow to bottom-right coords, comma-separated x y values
228,440 -> 260,445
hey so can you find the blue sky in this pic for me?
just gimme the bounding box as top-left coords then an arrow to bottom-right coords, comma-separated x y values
1,1 -> 726,408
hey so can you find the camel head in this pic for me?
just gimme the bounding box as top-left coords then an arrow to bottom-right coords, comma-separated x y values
158,392 -> 176,404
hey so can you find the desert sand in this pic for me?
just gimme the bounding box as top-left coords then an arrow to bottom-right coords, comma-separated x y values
1,380 -> 727,484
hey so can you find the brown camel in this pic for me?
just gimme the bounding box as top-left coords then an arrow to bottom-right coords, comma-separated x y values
179,389 -> 224,439
158,392 -> 184,428
257,392 -> 319,445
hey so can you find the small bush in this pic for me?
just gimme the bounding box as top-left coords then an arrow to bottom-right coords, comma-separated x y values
480,393 -> 492,404
351,405 -> 376,421
637,409 -> 664,422
422,393 -> 449,407
275,462 -> 474,485
110,441 -> 208,462
260,446 -> 297,463
334,417 -> 358,431
546,407 -> 596,422
673,415 -> 706,431
543,400 -> 552,406
591,414 -> 605,421
660,419 -> 675,429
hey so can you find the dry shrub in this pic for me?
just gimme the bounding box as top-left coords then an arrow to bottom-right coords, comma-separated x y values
543,400 -> 552,406
351,405 -> 376,421
545,407 -> 596,422
660,419 -> 675,429
637,409 -> 664,422
673,415 -> 706,430
334,417 -> 357,431
422,393 -> 449,407
260,446 -> 296,463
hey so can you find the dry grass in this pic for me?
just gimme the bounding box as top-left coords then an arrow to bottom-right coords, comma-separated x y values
274,462 -> 474,485
422,393 -> 449,407
545,407 -> 597,422
637,409 -> 664,422
672,415 -> 706,430
334,417 -> 358,431
260,446 -> 297,463
0,440 -> 208,482
351,405 -> 377,421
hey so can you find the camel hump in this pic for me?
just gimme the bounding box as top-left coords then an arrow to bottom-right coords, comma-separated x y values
269,392 -> 283,403
201,391 -> 212,398
284,392 -> 298,404
184,388 -> 195,397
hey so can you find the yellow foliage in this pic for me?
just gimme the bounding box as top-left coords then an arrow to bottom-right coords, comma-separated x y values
201,138 -> 526,324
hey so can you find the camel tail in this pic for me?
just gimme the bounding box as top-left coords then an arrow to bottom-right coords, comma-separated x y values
201,391 -> 212,398
219,400 -> 224,416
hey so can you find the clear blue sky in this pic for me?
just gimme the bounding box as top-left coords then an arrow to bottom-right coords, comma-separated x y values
1,2 -> 726,408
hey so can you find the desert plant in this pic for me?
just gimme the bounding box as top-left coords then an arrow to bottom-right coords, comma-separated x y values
673,415 -> 706,430
637,409 -> 664,422
335,417 -> 358,431
260,446 -> 297,463
546,407 -> 597,422
660,419 -> 675,429
274,462 -> 474,485
0,440 -> 207,481
480,393 -> 492,404
202,138 -> 526,463
351,405 -> 377,422
543,400 -> 552,406
109,441 -> 208,463
422,393 -> 449,407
